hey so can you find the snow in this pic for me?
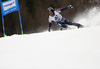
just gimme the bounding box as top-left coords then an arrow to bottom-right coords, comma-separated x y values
0,26 -> 100,69
0,7 -> 100,69
73,7 -> 100,27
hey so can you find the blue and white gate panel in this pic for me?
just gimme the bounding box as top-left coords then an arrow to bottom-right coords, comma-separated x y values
1,0 -> 19,16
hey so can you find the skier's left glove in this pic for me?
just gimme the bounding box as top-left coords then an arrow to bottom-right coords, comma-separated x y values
68,5 -> 73,9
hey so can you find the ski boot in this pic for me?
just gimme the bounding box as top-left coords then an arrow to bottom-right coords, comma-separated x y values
77,24 -> 83,28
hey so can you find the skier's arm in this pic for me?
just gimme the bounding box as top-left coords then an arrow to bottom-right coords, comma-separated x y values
60,5 -> 73,12
48,17 -> 53,32
48,22 -> 52,32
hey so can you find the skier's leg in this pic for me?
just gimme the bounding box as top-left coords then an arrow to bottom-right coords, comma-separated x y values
64,19 -> 83,28
56,22 -> 67,28
72,23 -> 83,28
55,22 -> 68,31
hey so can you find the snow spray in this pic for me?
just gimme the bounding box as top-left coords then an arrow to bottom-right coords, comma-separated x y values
73,7 -> 100,27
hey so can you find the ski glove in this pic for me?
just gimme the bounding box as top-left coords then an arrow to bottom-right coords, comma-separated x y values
68,5 -> 73,9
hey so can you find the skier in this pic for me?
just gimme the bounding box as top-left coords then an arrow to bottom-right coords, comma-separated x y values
47,5 -> 83,32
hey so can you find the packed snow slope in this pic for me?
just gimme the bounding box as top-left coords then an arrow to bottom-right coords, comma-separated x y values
0,26 -> 100,69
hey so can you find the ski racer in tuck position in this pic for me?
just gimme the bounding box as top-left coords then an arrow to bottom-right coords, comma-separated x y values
47,5 -> 83,32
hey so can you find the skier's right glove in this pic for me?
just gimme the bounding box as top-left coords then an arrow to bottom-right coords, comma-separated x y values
48,27 -> 51,32
68,5 -> 73,9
